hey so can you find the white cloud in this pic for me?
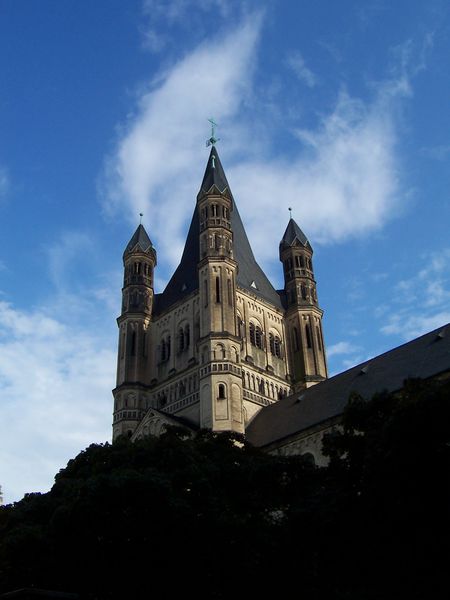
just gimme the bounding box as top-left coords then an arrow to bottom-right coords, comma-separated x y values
327,340 -> 360,358
141,0 -> 233,52
0,298 -> 116,505
232,88 -> 402,270
101,13 -> 409,290
381,311 -> 450,339
0,232 -> 122,505
286,52 -> 318,88
380,249 -> 450,340
100,16 -> 262,268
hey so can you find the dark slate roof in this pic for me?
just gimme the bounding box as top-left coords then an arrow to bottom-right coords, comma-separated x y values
124,224 -> 154,255
153,149 -> 282,314
199,145 -> 232,197
246,323 -> 450,448
280,218 -> 310,250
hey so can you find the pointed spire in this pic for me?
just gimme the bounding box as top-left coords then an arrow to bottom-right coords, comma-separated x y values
280,218 -> 310,250
198,145 -> 232,198
124,224 -> 154,256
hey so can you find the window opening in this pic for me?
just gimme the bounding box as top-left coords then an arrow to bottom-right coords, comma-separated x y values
305,324 -> 312,348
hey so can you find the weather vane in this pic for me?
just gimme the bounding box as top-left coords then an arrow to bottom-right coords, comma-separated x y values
288,207 -> 292,218
206,117 -> 220,147
139,212 -> 143,224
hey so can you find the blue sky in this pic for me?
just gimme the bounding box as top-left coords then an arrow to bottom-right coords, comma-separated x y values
1,0 -> 449,503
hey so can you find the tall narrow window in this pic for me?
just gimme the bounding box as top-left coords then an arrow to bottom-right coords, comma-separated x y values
293,327 -> 300,351
255,326 -> 263,349
274,336 -> 281,358
130,330 -> 136,356
160,339 -> 166,362
300,255 -> 305,268
227,279 -> 233,306
269,333 -> 275,354
215,277 -> 221,303
204,280 -> 208,307
167,335 -> 171,359
317,326 -> 322,351
237,317 -> 243,338
305,324 -> 312,349
142,332 -> 147,357
218,384 -> 226,399
184,325 -> 190,348
249,322 -> 256,346
301,284 -> 307,300
178,327 -> 184,352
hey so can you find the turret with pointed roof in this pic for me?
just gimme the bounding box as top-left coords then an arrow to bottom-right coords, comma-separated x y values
112,222 -> 157,439
280,216 -> 327,390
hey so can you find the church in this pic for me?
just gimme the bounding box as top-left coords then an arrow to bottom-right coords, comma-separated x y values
112,142 -> 450,462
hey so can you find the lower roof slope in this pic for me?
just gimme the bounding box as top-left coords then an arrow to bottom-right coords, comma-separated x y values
246,323 -> 450,448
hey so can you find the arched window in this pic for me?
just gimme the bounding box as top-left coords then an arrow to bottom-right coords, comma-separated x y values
218,384 -> 226,399
300,255 -> 305,268
160,339 -> 166,362
301,284 -> 307,300
227,279 -> 233,306
184,325 -> 190,348
211,204 -> 218,217
166,336 -> 171,359
302,452 -> 316,466
255,326 -> 263,349
249,322 -> 256,346
259,379 -> 265,395
305,324 -> 312,348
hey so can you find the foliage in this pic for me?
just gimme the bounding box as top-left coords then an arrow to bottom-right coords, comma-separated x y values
0,378 -> 449,599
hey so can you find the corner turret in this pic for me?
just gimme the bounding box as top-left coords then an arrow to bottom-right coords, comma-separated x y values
112,223 -> 156,440
280,218 -> 327,390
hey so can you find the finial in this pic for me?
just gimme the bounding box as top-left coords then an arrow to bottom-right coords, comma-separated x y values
206,117 -> 220,147
288,207 -> 292,219
139,212 -> 143,224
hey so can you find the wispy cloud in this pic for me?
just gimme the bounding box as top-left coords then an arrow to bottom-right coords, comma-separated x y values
327,340 -> 361,358
0,298 -> 116,504
380,249 -> 450,339
101,13 -> 412,289
0,231 -> 122,504
141,0 -> 234,52
100,16 -> 262,268
286,52 -> 318,88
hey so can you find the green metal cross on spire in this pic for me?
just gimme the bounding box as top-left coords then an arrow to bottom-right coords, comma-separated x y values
206,117 -> 220,147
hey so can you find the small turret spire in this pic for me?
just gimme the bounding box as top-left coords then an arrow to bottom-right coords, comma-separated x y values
280,217 -> 310,250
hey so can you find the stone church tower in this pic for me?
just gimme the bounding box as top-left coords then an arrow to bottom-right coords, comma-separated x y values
112,145 -> 328,441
